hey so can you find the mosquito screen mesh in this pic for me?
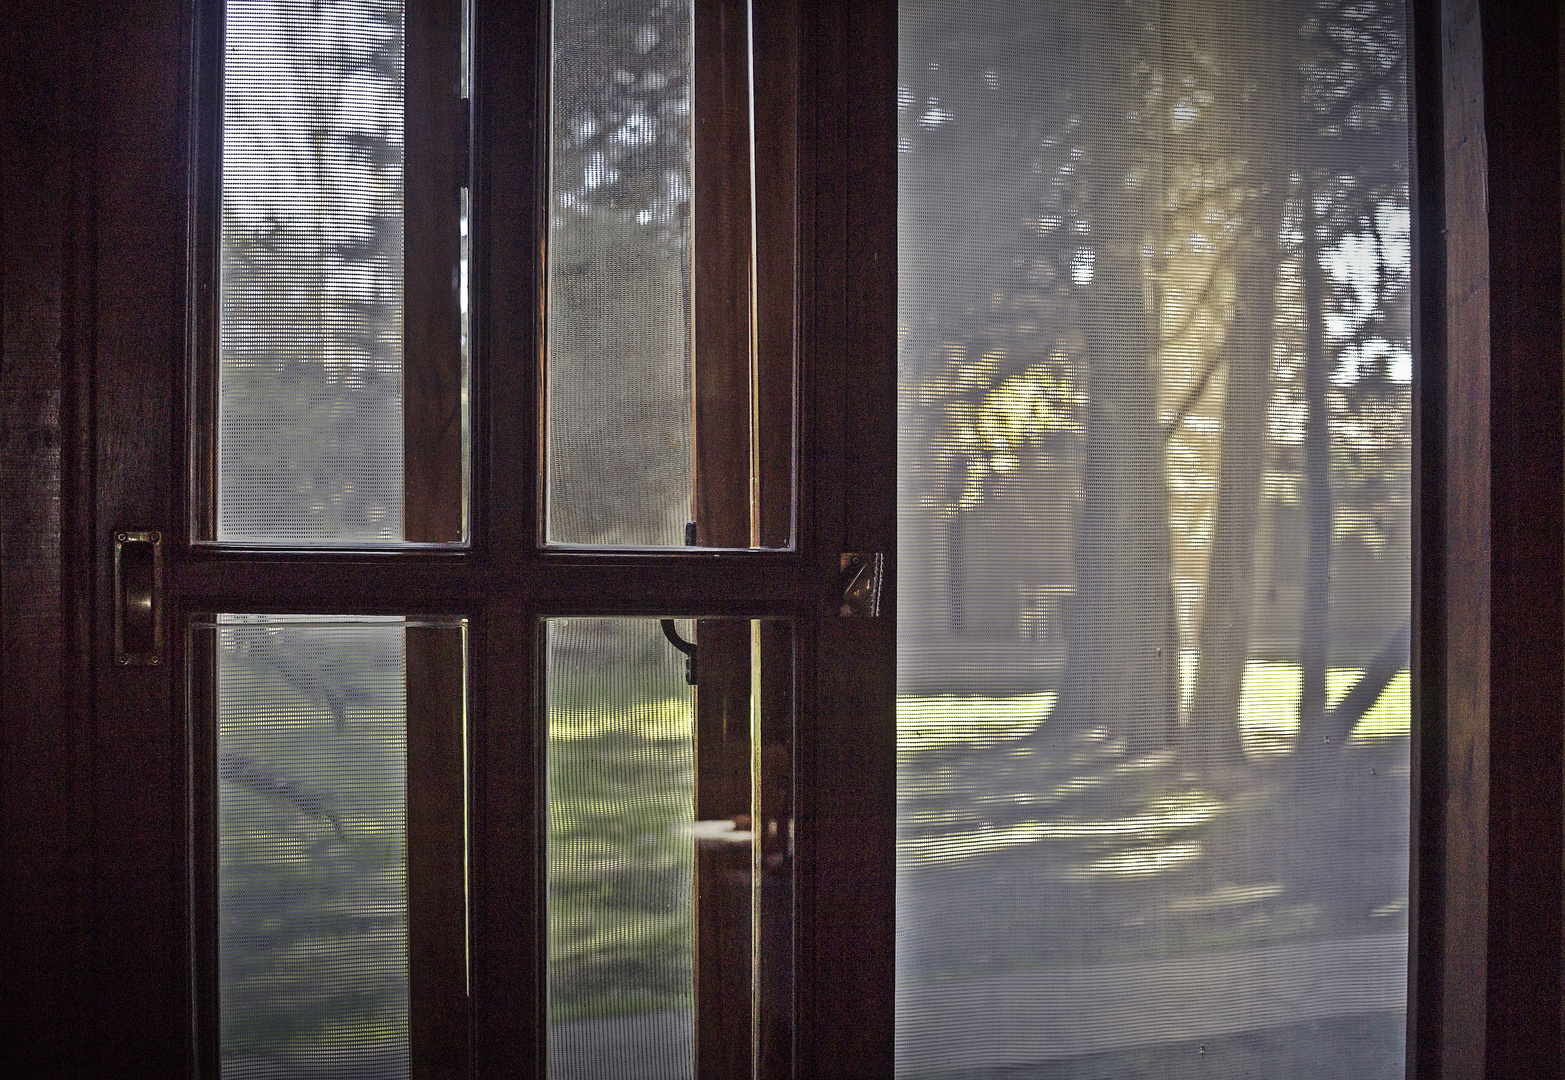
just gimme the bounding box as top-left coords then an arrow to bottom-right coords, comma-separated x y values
216,616 -> 409,1080
547,618 -> 697,1080
897,0 -> 1411,1075
219,0 -> 405,544
546,0 -> 694,548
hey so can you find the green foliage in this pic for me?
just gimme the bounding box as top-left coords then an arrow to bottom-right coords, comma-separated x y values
219,0 -> 404,543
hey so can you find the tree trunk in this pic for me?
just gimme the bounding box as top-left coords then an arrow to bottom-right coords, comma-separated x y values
1297,181 -> 1334,744
1319,618 -> 1410,747
1047,19 -> 1181,751
1185,184 -> 1288,764
1181,0 -> 1299,765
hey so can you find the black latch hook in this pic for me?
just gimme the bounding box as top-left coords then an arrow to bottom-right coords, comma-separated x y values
660,619 -> 697,685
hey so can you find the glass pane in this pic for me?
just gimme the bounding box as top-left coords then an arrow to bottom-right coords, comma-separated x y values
546,618 -> 793,1079
897,1 -> 1411,1076
217,0 -> 466,545
220,0 -> 404,544
215,617 -> 408,1076
204,615 -> 466,1078
547,0 -> 794,549
547,0 -> 693,548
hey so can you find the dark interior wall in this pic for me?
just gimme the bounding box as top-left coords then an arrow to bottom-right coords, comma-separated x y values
1479,1 -> 1565,1074
0,2 -> 93,1073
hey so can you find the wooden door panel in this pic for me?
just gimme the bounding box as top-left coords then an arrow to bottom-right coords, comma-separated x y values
796,0 -> 897,1074
88,0 -> 190,1070
0,1 -> 900,1077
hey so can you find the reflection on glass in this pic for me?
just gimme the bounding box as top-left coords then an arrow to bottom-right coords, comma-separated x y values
897,0 -> 1411,1076
219,0 -> 405,544
214,616 -> 409,1079
547,0 -> 694,547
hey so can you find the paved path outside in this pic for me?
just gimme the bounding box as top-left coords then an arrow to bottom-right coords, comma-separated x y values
896,933 -> 1406,1076
223,1045 -> 408,1079
550,1009 -> 693,1080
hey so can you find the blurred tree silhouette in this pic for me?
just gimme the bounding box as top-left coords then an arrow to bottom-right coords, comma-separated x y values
898,0 -> 1411,760
219,0 -> 405,542
1290,0 -> 1411,750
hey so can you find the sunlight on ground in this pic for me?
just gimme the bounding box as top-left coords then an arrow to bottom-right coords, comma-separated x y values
898,692 -> 1055,749
1239,664 -> 1410,755
899,662 -> 1409,754
897,664 -> 1409,864
902,794 -> 1221,865
550,697 -> 692,741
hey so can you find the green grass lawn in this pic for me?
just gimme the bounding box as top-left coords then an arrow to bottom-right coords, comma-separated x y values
214,627 -> 1411,1048
898,659 -> 1410,757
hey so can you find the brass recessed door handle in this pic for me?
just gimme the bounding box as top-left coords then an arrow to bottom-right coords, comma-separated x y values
839,552 -> 885,618
114,530 -> 164,666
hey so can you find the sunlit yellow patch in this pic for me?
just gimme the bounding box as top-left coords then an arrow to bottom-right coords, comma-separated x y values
551,697 -> 693,742
1238,663 -> 1410,754
1074,842 -> 1202,878
897,692 -> 1054,750
899,794 -> 1219,865
898,659 -> 1408,766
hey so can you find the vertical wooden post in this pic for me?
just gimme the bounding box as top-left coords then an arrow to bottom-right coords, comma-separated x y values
693,0 -> 756,551
693,617 -> 755,1079
1478,1 -> 1563,1074
405,0 -> 467,543
407,623 -> 470,1079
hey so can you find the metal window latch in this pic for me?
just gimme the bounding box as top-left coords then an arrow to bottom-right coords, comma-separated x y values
839,553 -> 885,618
657,524 -> 701,683
114,530 -> 164,666
660,619 -> 697,684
